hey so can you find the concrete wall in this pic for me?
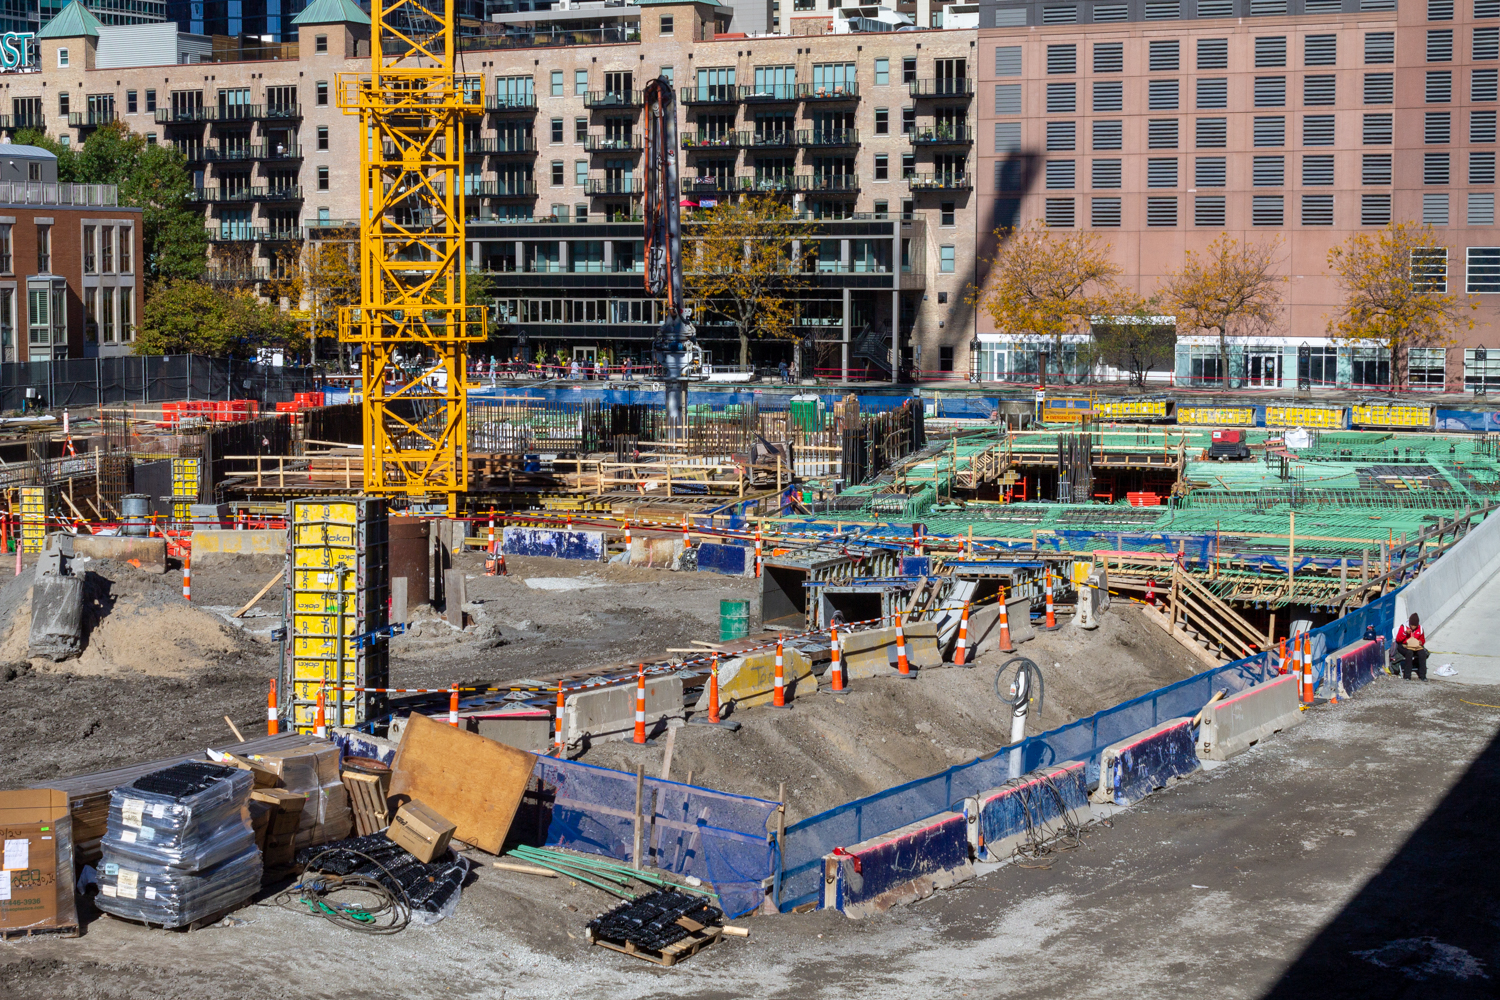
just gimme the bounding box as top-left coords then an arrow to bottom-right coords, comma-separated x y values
191,529 -> 285,559
1395,511 -> 1500,638
1196,674 -> 1301,762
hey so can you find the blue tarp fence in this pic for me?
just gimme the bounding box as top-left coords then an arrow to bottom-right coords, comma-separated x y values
775,585 -> 1403,910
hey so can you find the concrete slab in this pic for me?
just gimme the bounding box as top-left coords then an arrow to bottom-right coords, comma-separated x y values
1427,566 -> 1500,685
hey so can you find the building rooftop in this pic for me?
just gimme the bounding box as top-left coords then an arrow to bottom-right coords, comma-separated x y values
292,0 -> 372,27
38,0 -> 103,39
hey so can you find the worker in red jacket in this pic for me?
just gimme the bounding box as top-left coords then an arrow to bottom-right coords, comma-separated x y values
1394,613 -> 1429,681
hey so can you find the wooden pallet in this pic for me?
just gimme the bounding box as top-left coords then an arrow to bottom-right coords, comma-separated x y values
1,923 -> 80,941
342,771 -> 390,837
587,919 -> 723,967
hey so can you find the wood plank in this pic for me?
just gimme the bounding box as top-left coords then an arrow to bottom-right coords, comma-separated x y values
388,713 -> 535,855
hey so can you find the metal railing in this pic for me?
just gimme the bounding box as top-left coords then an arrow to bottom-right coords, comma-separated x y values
748,131 -> 798,148
680,85 -> 740,104
486,94 -> 539,111
0,182 -> 118,206
155,107 -> 212,123
190,185 -> 304,202
909,79 -> 975,97
907,173 -> 971,190
798,128 -> 859,147
798,82 -> 859,100
908,126 -> 974,144
584,90 -> 643,109
202,144 -> 303,161
69,111 -> 117,127
206,226 -> 269,242
469,180 -> 538,196
205,105 -> 264,121
585,134 -> 643,152
468,135 -> 537,154
739,84 -> 798,102
681,132 -> 745,149
796,174 -> 859,192
586,177 -> 641,195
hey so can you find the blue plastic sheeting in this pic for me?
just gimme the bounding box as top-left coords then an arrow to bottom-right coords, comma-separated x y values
471,383 -> 917,412
1332,637 -> 1387,696
523,756 -> 778,919
1102,718 -> 1200,805
696,541 -> 751,576
1434,409 -> 1500,432
824,811 -> 971,915
777,588 -> 1405,911
502,526 -> 605,561
973,760 -> 1089,862
901,556 -> 932,577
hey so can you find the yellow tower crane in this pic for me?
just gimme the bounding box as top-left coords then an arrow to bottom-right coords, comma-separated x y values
338,0 -> 484,515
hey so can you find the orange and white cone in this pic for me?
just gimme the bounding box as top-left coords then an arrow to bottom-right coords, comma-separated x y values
449,684 -> 460,727
1279,637 -> 1288,675
267,678 -> 279,735
754,528 -> 763,578
997,587 -> 1015,652
708,653 -> 723,723
682,516 -> 691,550
314,689 -> 327,739
1043,571 -> 1057,629
954,601 -> 970,666
182,555 -> 191,602
830,624 -> 844,691
895,611 -> 912,677
634,666 -> 648,743
772,637 -> 788,708
1300,635 -> 1315,705
554,681 -> 565,754
486,519 -> 497,576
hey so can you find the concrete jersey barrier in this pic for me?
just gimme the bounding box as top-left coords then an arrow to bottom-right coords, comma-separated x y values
564,675 -> 684,743
1329,637 -> 1387,697
190,529 -> 285,559
1092,717 -> 1200,805
963,760 -> 1089,862
838,622 -> 943,677
820,810 -> 973,919
1195,674 -> 1302,762
695,541 -> 753,577
502,525 -> 605,562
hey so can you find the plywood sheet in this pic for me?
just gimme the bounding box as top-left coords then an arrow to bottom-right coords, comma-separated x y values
389,712 -> 535,854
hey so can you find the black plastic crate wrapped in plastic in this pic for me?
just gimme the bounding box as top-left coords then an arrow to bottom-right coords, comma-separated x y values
100,762 -> 255,871
96,845 -> 263,928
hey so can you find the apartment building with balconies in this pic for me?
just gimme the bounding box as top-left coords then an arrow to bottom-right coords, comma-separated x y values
977,0 -> 1500,391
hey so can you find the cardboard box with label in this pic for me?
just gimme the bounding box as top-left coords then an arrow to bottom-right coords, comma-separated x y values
0,788 -> 78,934
386,800 -> 455,863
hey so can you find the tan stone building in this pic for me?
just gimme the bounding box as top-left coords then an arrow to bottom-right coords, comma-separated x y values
17,0 -> 981,379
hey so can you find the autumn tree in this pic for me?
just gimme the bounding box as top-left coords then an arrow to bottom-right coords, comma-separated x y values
1326,221 -> 1476,389
1159,236 -> 1284,389
18,123 -> 207,282
971,222 -> 1125,381
135,280 -> 302,357
300,231 -> 360,366
686,195 -> 810,368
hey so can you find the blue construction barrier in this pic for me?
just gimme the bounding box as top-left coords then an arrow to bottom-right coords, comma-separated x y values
776,585 -> 1406,911
1096,718 -> 1200,806
519,756 -> 779,919
501,526 -> 605,561
1331,637 -> 1388,696
969,760 -> 1089,862
820,811 -> 972,918
696,541 -> 752,576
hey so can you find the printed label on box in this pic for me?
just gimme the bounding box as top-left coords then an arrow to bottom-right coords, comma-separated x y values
116,870 -> 138,900
121,798 -> 145,828
120,830 -> 137,844
144,886 -> 157,900
0,870 -> 10,900
3,838 -> 27,870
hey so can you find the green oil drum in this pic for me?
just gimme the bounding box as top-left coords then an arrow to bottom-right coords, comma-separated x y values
720,599 -> 750,642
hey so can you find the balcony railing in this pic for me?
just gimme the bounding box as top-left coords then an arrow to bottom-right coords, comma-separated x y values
0,181 -> 117,206
468,135 -> 537,154
796,174 -> 859,192
303,219 -> 361,236
68,111 -> 117,127
586,177 -> 641,195
190,185 -> 304,202
584,90 -> 643,109
205,226 -> 269,242
909,79 -> 975,98
681,176 -> 746,194
798,83 -> 859,100
798,128 -> 859,147
909,126 -> 974,145
681,131 -> 745,149
680,85 -> 740,105
486,94 -> 538,111
456,25 -> 639,52
207,266 -> 271,282
748,131 -> 797,149
155,107 -> 212,124
205,105 -> 264,122
586,134 -> 643,152
742,175 -> 795,193
908,172 -> 972,190
264,104 -> 302,119
469,180 -> 538,196
203,144 -> 303,161
0,116 -> 44,131
739,84 -> 798,102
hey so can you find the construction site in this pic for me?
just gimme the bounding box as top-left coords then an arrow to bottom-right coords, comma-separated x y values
3,1 -> 1499,996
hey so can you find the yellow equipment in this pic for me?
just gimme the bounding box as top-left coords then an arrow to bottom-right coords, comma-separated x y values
338,0 -> 485,515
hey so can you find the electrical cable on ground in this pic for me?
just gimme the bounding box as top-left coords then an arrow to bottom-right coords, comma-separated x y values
260,847 -> 412,934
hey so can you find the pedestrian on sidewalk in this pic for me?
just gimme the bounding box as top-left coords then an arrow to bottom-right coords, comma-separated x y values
1395,612 -> 1429,681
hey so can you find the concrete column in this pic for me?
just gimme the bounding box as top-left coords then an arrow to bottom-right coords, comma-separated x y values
559,240 -> 570,271
515,240 -> 525,271
840,238 -> 850,270
891,288 -> 900,380
604,240 -> 615,269
471,239 -> 481,268
841,286 -> 851,383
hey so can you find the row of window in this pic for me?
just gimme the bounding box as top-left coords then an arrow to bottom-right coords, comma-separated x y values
993,0 -> 1399,28
1037,192 -> 1499,227
1024,34 -> 1379,76
1036,152 -> 1500,187
80,225 -> 134,276
995,111 -> 1500,151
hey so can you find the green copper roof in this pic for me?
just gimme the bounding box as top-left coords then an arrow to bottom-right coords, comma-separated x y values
292,0 -> 372,27
37,1 -> 103,39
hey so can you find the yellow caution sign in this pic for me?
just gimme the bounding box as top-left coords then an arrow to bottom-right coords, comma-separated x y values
1352,403 -> 1433,430
1266,405 -> 1345,429
1097,399 -> 1170,420
1177,406 -> 1256,426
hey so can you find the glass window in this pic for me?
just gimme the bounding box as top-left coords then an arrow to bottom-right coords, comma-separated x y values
83,226 -> 96,275
316,81 -> 328,106
1409,347 -> 1446,389
101,226 -> 113,272
317,166 -> 329,190
118,227 -> 131,273
575,70 -> 588,96
575,160 -> 587,185
35,224 -> 49,272
939,245 -> 955,272
875,58 -> 889,85
0,224 -> 11,274
317,125 -> 329,150
551,71 -> 564,97
1298,346 -> 1338,387
660,14 -> 673,35
101,287 -> 115,344
145,89 -> 156,112
875,108 -> 889,134
315,33 -> 328,53
127,91 -> 137,114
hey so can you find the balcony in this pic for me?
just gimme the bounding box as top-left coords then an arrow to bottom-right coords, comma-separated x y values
798,128 -> 859,148
909,126 -> 974,146
261,185 -> 304,202
908,172 -> 972,191
586,177 -> 641,196
748,131 -> 798,149
796,174 -> 860,193
742,175 -> 795,194
798,83 -> 859,101
154,107 -> 212,124
264,104 -> 302,120
681,176 -> 745,195
486,94 -> 538,112
468,135 -> 537,155
190,185 -> 304,203
470,180 -> 538,197
205,105 -> 264,122
585,134 -> 643,152
584,90 -> 643,109
681,131 -> 745,149
680,85 -> 740,106
0,116 -> 44,131
206,226 -> 268,242
739,84 -> 798,103
303,219 -> 361,236
909,79 -> 974,98
202,144 -> 303,162
68,111 -> 117,128
207,266 -> 271,283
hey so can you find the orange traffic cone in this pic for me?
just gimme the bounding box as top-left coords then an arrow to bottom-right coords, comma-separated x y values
997,586 -> 1015,653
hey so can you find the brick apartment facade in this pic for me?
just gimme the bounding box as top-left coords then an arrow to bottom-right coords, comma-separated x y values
16,0 -> 982,379
978,0 -> 1500,391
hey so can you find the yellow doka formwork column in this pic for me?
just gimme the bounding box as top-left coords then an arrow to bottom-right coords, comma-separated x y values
338,0 -> 485,516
